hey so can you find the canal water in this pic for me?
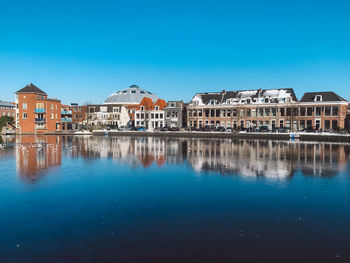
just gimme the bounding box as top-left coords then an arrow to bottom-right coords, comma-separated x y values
0,135 -> 349,262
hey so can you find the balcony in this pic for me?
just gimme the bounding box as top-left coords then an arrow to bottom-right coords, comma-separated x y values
35,118 -> 46,123
35,108 -> 46,113
61,110 -> 72,115
62,118 -> 72,122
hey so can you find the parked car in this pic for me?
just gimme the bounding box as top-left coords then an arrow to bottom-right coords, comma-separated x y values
256,126 -> 270,132
153,127 -> 161,132
302,126 -> 316,133
137,127 -> 146,131
160,127 -> 168,131
214,126 -> 226,132
168,127 -> 180,131
225,128 -> 233,132
203,125 -> 213,131
276,127 -> 290,133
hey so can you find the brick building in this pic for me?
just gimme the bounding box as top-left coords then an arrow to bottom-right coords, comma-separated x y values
187,88 -> 348,131
15,84 -> 62,134
0,100 -> 16,119
298,92 -> 348,131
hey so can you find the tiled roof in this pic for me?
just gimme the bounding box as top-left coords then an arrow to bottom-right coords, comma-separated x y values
137,97 -> 154,110
300,92 -> 347,102
153,99 -> 167,110
15,83 -> 47,95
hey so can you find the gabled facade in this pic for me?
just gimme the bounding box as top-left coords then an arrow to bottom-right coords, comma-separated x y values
15,84 -> 62,134
134,98 -> 166,129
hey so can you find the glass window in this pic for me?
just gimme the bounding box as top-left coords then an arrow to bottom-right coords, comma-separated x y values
307,107 -> 313,116
332,106 -> 339,116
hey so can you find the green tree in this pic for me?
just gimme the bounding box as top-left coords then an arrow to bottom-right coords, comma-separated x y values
0,116 -> 14,130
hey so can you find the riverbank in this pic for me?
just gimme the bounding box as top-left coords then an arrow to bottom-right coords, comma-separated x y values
5,131 -> 350,143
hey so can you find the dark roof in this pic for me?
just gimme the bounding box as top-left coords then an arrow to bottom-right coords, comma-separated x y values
0,100 -> 15,108
195,88 -> 298,104
300,92 -> 347,102
15,84 -> 47,95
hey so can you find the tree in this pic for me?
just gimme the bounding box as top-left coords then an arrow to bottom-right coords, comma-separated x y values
0,116 -> 14,131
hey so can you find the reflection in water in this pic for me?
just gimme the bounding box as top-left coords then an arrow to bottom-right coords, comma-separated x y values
13,136 -> 62,182
1,135 -> 349,182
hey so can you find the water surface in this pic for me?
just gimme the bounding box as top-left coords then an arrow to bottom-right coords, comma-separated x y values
0,135 -> 350,262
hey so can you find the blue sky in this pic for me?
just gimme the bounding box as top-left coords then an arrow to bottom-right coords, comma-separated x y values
0,0 -> 349,104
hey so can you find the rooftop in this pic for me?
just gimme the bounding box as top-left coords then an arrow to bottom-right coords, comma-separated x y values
15,83 -> 47,95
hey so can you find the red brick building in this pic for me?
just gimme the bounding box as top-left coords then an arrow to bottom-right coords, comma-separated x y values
187,89 -> 349,131
0,100 -> 16,119
15,84 -> 62,134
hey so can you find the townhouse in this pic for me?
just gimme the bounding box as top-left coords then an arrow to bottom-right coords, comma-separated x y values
187,88 -> 349,131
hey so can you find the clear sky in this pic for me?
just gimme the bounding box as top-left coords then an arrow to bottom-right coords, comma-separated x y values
0,0 -> 349,104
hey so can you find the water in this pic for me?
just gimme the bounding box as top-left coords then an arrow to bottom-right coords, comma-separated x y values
0,135 -> 350,263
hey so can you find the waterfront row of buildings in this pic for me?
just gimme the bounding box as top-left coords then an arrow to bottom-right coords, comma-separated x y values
1,83 -> 350,134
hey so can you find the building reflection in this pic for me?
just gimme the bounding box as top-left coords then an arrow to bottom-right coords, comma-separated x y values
15,135 -> 62,182
2,135 -> 348,182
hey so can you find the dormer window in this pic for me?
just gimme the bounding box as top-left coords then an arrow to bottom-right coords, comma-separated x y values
140,106 -> 144,111
264,98 -> 269,103
315,95 -> 322,102
209,99 -> 216,105
246,99 -> 251,104
155,106 -> 159,110
226,99 -> 231,104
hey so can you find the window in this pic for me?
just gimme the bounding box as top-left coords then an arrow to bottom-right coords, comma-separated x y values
325,106 -> 331,116
160,113 -> 163,119
264,98 -> 269,103
246,109 -> 251,117
271,108 -> 276,116
240,109 -> 244,117
264,108 -> 270,117
258,108 -> 263,117
198,110 -> 202,117
51,113 -> 54,119
23,113 -> 27,119
315,95 -> 322,102
36,103 -> 44,109
307,107 -> 313,116
324,120 -> 330,130
279,108 -> 285,116
315,107 -> 321,116
332,120 -> 338,129
22,103 -> 27,109
246,99 -> 251,104
51,104 -> 54,110
209,100 -> 216,105
332,106 -> 339,116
